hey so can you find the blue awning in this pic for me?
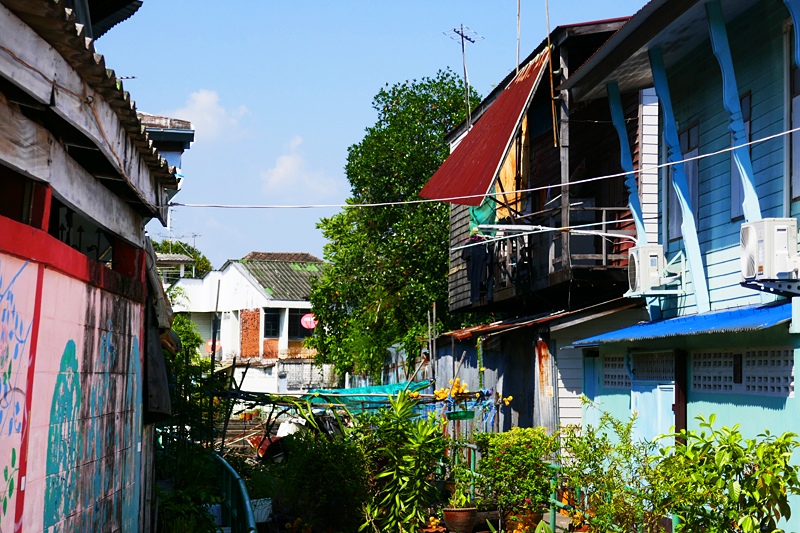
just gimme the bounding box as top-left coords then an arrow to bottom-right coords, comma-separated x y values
573,301 -> 792,347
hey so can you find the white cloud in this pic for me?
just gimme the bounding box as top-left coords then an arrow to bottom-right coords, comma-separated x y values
260,136 -> 345,202
164,89 -> 248,140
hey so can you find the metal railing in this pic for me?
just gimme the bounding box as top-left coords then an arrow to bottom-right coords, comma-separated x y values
491,205 -> 634,294
211,452 -> 258,533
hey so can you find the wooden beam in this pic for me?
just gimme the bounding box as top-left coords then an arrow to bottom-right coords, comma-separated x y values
0,2 -> 166,222
0,96 -> 143,245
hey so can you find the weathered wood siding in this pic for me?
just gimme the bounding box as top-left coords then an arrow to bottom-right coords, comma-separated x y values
448,204 -> 472,311
663,0 -> 787,317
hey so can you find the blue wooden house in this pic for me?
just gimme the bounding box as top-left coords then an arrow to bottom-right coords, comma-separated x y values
559,0 -> 800,521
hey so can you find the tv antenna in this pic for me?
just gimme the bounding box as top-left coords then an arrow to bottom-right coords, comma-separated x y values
444,24 -> 483,129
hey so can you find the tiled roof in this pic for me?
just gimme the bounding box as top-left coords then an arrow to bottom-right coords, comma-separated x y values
242,252 -> 323,263
236,259 -> 325,301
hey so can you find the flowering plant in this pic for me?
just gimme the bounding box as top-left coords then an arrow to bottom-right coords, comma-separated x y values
474,428 -> 558,518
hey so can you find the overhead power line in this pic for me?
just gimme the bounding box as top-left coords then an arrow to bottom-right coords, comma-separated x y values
169,124 -> 800,210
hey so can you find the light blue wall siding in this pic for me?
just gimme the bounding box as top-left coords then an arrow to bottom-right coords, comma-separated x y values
661,0 -> 788,317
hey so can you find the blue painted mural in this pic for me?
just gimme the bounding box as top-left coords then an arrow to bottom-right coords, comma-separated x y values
0,260 -> 29,439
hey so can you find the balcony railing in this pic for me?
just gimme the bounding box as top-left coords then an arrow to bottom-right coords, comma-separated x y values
488,204 -> 634,294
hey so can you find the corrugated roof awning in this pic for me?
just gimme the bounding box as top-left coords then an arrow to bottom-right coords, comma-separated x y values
443,300 -> 640,340
419,49 -> 550,206
573,302 -> 792,347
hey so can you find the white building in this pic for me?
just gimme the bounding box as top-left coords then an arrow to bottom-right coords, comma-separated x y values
172,252 -> 336,393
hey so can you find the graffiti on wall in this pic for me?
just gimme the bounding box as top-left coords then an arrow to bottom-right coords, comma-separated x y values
0,260 -> 29,438
0,259 -> 32,526
37,276 -> 142,532
43,340 -> 81,528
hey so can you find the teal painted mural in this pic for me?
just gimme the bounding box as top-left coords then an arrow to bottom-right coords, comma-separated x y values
44,340 -> 82,528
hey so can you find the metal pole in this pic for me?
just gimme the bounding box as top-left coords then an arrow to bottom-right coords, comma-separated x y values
461,24 -> 471,128
517,0 -> 520,74
211,279 -> 221,371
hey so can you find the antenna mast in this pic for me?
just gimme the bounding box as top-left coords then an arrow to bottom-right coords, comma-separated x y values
444,25 -> 483,129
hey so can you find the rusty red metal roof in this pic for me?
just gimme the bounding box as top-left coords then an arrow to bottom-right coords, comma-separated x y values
443,300 -> 640,340
419,49 -> 550,206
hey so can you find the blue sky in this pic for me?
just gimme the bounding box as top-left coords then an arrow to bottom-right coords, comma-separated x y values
97,0 -> 645,268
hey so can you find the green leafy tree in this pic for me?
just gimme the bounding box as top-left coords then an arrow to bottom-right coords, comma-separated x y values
308,69 -> 481,377
152,239 -> 213,278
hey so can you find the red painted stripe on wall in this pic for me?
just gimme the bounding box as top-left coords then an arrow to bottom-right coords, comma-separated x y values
0,215 -> 144,303
12,264 -> 44,533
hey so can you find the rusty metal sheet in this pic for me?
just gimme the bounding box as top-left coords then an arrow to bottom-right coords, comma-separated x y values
419,50 -> 550,206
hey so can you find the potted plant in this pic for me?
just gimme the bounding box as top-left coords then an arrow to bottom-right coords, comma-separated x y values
475,427 -> 558,531
443,466 -> 477,533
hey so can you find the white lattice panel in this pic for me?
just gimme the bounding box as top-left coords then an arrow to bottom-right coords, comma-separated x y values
744,348 -> 794,397
632,352 -> 675,381
692,347 -> 794,397
603,355 -> 631,389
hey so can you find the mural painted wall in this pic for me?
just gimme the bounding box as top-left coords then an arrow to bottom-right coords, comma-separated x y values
0,252 -> 144,532
0,256 -> 36,533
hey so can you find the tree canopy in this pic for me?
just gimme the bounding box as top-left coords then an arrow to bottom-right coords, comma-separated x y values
152,239 -> 213,278
308,69 -> 481,378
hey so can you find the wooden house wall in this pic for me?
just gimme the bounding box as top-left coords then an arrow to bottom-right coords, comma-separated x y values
448,204 -> 471,312
663,0 -> 787,317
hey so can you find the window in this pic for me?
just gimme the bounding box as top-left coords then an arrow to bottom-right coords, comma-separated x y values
288,309 -> 313,339
263,309 -> 280,337
730,93 -> 750,220
669,124 -> 699,240
792,63 -> 800,199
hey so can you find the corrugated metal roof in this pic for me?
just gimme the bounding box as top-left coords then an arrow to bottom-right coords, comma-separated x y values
155,253 -> 193,264
443,300 -> 640,340
1,0 -> 179,193
242,252 -> 323,263
236,259 -> 325,301
573,302 -> 792,346
419,49 -> 550,206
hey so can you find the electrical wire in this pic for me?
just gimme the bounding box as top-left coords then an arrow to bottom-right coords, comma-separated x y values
451,214 -> 659,251
169,124 -> 800,210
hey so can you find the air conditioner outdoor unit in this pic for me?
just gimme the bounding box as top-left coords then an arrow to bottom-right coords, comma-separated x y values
628,245 -> 665,293
740,218 -> 798,281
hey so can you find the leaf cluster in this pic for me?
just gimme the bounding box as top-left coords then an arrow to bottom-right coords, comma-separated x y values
308,70 -> 482,378
270,432 -> 371,532
357,392 -> 447,532
152,239 -> 213,278
474,427 -> 559,514
659,414 -> 800,533
559,411 -> 673,533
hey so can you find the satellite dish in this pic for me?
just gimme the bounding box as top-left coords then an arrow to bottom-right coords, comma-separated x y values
205,340 -> 222,353
301,313 -> 318,329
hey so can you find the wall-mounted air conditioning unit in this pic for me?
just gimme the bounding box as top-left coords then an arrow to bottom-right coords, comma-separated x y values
628,245 -> 665,293
740,218 -> 798,281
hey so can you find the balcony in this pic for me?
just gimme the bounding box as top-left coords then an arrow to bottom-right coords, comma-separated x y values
450,202 -> 634,313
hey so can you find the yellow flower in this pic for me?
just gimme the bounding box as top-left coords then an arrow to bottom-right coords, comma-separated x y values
475,392 -> 480,398
314,392 -> 319,397
480,366 -> 486,372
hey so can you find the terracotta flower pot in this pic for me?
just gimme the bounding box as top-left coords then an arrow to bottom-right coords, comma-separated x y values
505,510 -> 543,531
443,507 -> 477,533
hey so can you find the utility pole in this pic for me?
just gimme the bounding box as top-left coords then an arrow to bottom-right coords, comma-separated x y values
444,25 -> 483,129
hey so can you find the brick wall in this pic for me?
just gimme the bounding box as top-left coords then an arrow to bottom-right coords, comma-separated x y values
263,338 -> 279,358
240,309 -> 261,358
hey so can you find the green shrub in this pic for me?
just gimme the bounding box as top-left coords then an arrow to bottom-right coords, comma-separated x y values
659,414 -> 800,533
474,427 -> 558,516
272,432 -> 369,532
357,392 -> 447,532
